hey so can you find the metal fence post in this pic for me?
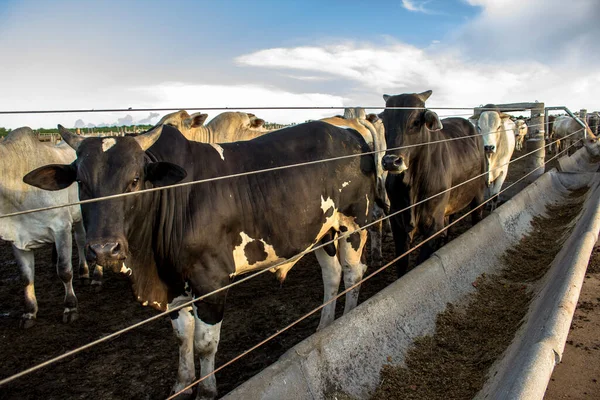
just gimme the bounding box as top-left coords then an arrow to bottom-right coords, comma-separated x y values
580,109 -> 587,139
525,102 -> 545,183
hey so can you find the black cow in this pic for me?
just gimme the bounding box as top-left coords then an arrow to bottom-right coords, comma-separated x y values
24,122 -> 380,399
380,90 -> 486,277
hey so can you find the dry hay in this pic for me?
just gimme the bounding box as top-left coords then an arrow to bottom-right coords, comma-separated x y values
371,187 -> 588,400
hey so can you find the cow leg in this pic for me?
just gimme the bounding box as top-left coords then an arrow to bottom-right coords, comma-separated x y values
390,216 -> 411,278
339,228 -> 368,315
418,214 -> 445,265
73,219 -> 90,283
91,265 -> 104,292
443,215 -> 452,245
471,192 -> 485,225
192,300 -> 225,400
54,229 -> 78,323
315,236 -> 342,331
169,298 -> 196,397
13,246 -> 37,328
370,205 -> 385,268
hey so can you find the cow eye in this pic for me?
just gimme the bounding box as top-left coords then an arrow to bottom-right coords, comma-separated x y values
132,177 -> 140,185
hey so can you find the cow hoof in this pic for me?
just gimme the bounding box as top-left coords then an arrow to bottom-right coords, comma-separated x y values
63,308 -> 79,324
20,317 -> 36,329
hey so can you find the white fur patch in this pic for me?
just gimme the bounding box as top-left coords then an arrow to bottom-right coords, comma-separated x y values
208,143 -> 225,160
339,181 -> 351,192
102,138 -> 117,152
119,263 -> 132,276
365,194 -> 370,216
232,232 -> 285,276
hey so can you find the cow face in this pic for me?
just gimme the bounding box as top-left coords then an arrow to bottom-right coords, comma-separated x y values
23,126 -> 187,270
478,111 -> 503,155
380,90 -> 443,174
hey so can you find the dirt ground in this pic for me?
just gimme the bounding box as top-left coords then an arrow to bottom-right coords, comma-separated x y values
0,148 -> 563,399
544,246 -> 600,399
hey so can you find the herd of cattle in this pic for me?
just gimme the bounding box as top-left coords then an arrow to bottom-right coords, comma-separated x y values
1,90 -> 599,399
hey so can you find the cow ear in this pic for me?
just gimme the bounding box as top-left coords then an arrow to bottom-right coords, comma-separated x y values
366,113 -> 380,123
23,164 -> 76,191
424,110 -> 443,131
383,94 -> 391,102
189,113 -> 208,128
145,162 -> 187,187
250,118 -> 265,129
417,90 -> 433,102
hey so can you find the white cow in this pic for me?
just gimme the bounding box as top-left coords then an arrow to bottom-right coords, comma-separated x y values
156,110 -> 269,143
0,127 -> 88,327
321,108 -> 390,267
514,119 -> 528,151
474,107 -> 516,210
552,116 -> 600,156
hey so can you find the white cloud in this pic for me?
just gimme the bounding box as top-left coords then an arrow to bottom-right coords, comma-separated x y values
401,0 -> 431,13
456,0 -> 600,64
236,41 -> 600,113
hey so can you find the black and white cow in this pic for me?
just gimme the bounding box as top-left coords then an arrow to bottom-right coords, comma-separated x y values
24,122 -> 381,399
380,90 -> 486,277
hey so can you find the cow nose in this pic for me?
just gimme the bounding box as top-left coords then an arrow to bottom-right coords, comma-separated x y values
484,145 -> 496,154
86,242 -> 125,262
382,154 -> 404,171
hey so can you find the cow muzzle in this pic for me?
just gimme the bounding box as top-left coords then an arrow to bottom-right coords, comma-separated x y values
86,240 -> 127,270
382,154 -> 408,173
484,145 -> 496,154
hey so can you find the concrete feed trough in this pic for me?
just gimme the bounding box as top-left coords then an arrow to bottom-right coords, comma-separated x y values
224,147 -> 600,400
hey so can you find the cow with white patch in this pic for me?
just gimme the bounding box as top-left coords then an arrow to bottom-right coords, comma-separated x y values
471,105 -> 516,209
157,110 -> 269,143
0,127 -> 88,327
380,90 -> 486,277
514,119 -> 528,151
321,108 -> 389,267
25,122 -> 382,399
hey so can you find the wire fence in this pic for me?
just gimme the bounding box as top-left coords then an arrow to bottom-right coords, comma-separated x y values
0,105 -> 536,115
0,121 -> 549,220
0,125 -> 584,389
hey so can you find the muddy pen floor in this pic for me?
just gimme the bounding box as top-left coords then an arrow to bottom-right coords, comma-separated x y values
0,150 -> 558,399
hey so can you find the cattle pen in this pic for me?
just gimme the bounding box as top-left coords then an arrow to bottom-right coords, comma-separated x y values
0,102 -> 599,400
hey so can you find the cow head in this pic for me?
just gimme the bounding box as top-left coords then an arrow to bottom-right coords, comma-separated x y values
157,110 -> 208,133
23,125 -> 187,270
477,110 -> 505,155
208,111 -> 267,133
379,90 -> 443,174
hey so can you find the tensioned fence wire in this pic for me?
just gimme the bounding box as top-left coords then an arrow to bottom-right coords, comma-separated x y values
167,137 -> 584,400
0,105 -> 538,115
0,127 -> 583,389
0,121 -> 550,220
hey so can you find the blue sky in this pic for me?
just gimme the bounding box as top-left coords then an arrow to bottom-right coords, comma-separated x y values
1,0 -> 599,128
